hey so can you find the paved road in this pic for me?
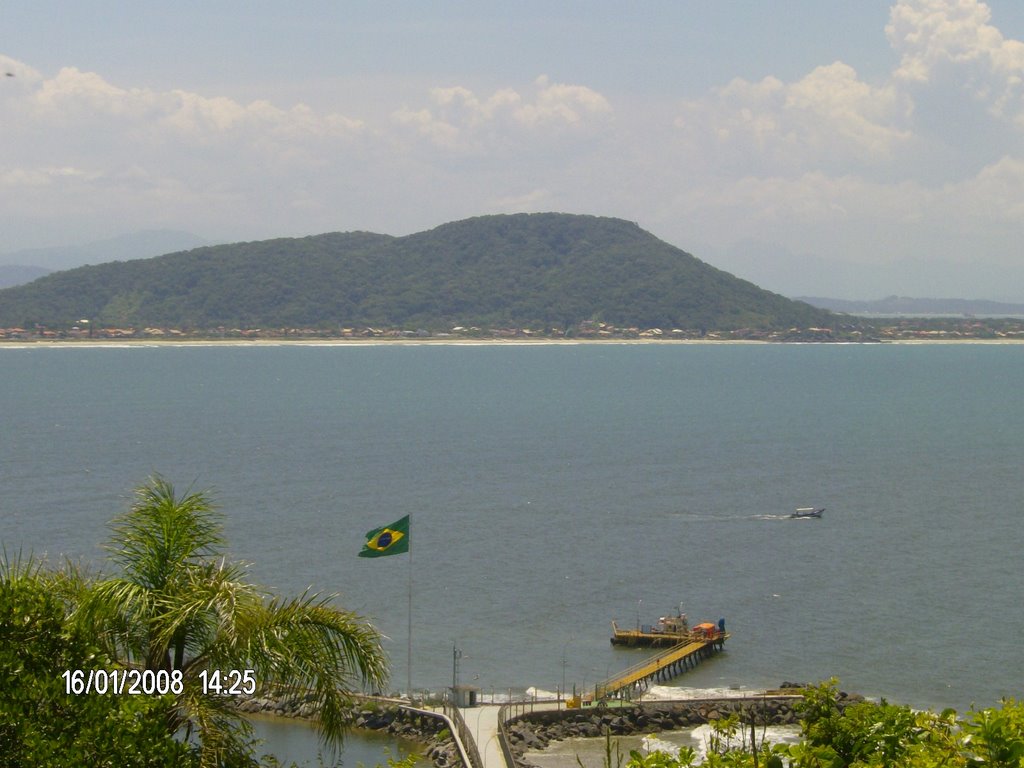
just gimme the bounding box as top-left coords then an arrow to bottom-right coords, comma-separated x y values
455,701 -> 565,768
456,704 -> 504,768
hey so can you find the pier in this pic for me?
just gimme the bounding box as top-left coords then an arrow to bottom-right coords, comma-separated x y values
589,633 -> 728,702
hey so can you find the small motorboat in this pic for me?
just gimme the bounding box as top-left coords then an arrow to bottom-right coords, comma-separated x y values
790,507 -> 825,519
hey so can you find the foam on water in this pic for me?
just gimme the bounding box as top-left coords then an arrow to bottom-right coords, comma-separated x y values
640,734 -> 684,756
643,685 -> 762,700
526,722 -> 804,768
688,724 -> 803,764
525,686 -> 560,701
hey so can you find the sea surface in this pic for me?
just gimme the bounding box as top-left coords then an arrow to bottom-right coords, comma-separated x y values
3,342 -> 1022,760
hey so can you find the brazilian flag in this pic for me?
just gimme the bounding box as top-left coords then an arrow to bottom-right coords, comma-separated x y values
358,515 -> 410,558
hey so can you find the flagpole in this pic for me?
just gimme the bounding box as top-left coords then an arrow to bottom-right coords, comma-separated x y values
358,515 -> 412,698
407,517 -> 412,700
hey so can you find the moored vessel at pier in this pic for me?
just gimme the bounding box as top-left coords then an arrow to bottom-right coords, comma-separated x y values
610,605 -> 726,647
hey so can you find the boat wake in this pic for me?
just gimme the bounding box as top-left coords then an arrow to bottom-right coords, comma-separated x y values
677,512 -> 823,522
674,512 -> 743,522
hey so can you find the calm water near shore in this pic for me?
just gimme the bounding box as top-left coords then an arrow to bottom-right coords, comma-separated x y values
247,715 -> 421,767
3,342 -> 1023,761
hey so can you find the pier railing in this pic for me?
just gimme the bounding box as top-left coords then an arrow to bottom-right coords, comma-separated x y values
592,633 -> 728,701
497,699 -> 553,768
496,704 -> 517,768
500,698 -> 548,721
442,700 -> 485,768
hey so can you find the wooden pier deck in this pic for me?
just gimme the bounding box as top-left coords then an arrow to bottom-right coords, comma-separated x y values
590,633 -> 728,702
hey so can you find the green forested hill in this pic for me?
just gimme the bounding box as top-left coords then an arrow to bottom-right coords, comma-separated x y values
0,213 -> 832,332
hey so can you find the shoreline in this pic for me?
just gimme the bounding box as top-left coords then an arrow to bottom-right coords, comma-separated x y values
2,336 -> 1024,349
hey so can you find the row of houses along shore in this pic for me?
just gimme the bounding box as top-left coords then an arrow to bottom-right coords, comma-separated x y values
3,317 -> 1024,342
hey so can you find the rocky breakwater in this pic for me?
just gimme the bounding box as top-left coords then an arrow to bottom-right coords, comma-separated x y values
235,694 -> 461,768
503,689 -> 864,768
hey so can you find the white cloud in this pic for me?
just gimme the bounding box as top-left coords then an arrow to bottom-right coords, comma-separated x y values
392,75 -> 612,150
0,164 -> 98,190
33,67 -> 129,112
392,105 -> 460,147
1,167 -> 64,188
0,57 -> 618,242
157,93 -> 362,140
11,62 -> 363,148
515,75 -> 612,126
674,62 -> 912,176
887,0 -> 1024,81
0,56 -> 374,243
429,85 -> 522,124
0,54 -> 42,84
945,154 -> 1024,222
663,151 -> 1024,259
887,0 -> 1024,121
785,63 -> 912,153
489,188 -> 553,212
652,0 -> 1024,295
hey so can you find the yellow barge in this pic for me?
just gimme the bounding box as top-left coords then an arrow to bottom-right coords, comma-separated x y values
610,605 -> 727,647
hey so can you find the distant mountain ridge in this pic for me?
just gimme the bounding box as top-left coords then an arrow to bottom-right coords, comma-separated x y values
0,230 -> 211,274
0,265 -> 50,289
0,213 -> 833,332
798,295 -> 1024,316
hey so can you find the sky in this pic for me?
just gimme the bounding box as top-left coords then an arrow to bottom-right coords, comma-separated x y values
3,0 -> 1024,300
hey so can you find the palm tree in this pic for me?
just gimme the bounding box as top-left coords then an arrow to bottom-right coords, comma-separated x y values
2,551 -> 198,766
72,475 -> 388,767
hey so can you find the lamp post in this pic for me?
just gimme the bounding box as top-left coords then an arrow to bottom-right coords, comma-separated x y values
560,634 -> 573,708
451,642 -> 462,705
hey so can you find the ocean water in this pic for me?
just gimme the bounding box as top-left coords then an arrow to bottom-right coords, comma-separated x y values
2,342 -> 1022,730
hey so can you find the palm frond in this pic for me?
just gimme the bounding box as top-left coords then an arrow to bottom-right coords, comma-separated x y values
73,577 -> 157,665
198,590 -> 389,749
245,592 -> 387,686
106,475 -> 225,590
49,474 -> 391,761
0,546 -> 49,584
151,559 -> 263,666
175,683 -> 256,768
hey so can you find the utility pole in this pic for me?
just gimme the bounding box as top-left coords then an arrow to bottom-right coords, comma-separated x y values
451,642 -> 462,700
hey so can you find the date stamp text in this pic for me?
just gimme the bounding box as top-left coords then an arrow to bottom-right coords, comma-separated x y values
62,668 -> 256,696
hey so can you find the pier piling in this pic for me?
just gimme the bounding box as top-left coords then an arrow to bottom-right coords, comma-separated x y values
589,635 -> 727,703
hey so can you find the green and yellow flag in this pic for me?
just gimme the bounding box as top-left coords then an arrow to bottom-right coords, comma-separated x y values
358,514 -> 410,558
